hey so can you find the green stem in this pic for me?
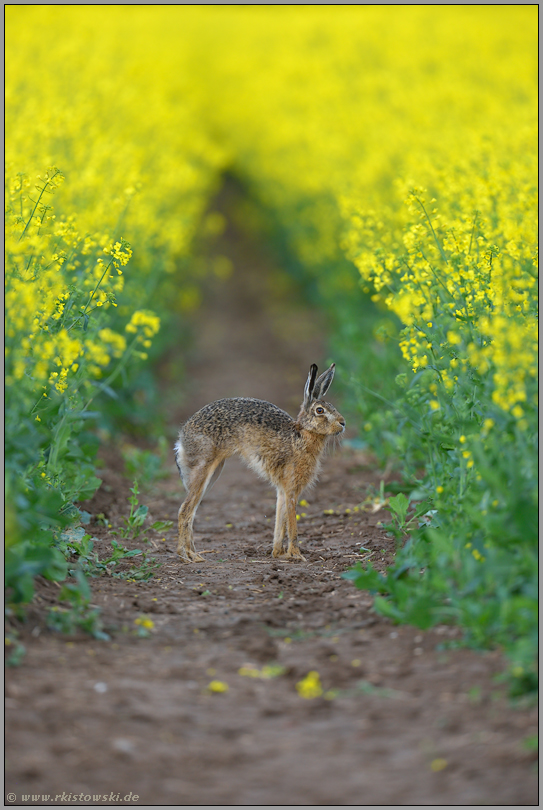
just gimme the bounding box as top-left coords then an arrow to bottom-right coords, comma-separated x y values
19,171 -> 62,242
413,195 -> 449,264
67,258 -> 115,332
418,249 -> 452,297
47,409 -> 68,474
81,334 -> 140,412
427,443 -> 439,491
468,210 -> 479,256
30,391 -> 49,416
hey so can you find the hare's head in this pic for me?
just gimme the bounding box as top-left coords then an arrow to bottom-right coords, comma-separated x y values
297,363 -> 345,436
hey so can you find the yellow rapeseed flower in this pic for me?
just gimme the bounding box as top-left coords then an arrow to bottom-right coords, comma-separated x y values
207,680 -> 229,693
296,671 -> 323,699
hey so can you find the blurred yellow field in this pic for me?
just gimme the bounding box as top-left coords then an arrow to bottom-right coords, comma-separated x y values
5,5 -> 538,685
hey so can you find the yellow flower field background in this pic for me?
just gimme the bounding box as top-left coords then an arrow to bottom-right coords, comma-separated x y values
5,6 -> 538,690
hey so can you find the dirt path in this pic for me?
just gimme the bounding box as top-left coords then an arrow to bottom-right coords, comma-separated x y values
5,186 -> 538,806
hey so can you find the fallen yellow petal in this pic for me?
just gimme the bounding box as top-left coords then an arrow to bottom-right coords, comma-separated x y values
207,680 -> 229,693
431,758 -> 448,772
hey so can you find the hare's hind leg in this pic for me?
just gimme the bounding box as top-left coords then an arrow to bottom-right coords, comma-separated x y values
177,455 -> 224,563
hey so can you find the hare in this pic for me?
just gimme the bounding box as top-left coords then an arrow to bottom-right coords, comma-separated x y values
174,363 -> 345,563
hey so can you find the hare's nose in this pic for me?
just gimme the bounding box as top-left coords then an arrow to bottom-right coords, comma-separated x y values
339,418 -> 346,428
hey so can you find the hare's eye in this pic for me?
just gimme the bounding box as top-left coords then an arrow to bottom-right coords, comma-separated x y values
315,407 -> 325,415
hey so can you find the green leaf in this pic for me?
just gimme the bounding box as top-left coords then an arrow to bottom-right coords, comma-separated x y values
373,596 -> 403,621
403,595 -> 438,629
149,520 -> 173,532
131,504 -> 148,527
387,492 -> 409,524
341,563 -> 386,593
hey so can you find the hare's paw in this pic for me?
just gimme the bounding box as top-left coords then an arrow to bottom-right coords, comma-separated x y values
277,548 -> 306,562
177,546 -> 205,563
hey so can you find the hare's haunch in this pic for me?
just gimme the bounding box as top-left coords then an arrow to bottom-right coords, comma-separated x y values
174,363 -> 345,562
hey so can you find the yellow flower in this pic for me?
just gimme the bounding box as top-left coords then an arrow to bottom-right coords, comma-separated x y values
431,759 -> 448,772
207,680 -> 229,693
98,328 -> 127,358
125,310 -> 161,338
296,671 -> 323,699
134,616 -> 154,630
238,666 -> 261,678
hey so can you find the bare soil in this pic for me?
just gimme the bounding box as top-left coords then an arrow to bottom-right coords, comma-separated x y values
5,187 -> 538,806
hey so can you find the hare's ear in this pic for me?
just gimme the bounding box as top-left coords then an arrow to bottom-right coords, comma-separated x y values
303,364 -> 318,409
312,363 -> 335,400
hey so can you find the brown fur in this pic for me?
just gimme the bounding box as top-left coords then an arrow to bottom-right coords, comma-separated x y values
174,364 -> 345,562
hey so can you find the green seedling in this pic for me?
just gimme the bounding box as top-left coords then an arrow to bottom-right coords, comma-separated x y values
112,480 -> 173,541
383,492 -> 432,541
59,530 -> 161,582
47,569 -> 109,640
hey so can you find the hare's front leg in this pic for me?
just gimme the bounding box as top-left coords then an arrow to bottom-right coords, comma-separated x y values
272,489 -> 287,558
285,492 -> 306,561
273,488 -> 305,561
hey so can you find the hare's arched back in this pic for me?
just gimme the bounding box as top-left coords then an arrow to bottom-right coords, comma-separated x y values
175,363 -> 345,562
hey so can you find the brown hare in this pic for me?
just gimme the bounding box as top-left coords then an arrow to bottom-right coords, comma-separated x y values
174,363 -> 345,562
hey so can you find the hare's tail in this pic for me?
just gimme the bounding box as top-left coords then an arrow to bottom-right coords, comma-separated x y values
175,436 -> 225,494
174,437 -> 187,487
